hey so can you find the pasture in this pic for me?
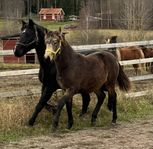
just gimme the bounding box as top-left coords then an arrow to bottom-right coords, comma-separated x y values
1,21 -> 153,148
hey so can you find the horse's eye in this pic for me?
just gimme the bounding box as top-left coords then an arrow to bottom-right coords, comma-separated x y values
46,39 -> 51,44
53,40 -> 58,45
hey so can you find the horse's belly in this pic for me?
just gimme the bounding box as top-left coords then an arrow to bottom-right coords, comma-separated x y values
81,76 -> 107,92
120,49 -> 141,60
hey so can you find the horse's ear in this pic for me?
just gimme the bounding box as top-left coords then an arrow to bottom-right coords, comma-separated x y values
21,20 -> 26,26
112,36 -> 117,40
44,28 -> 48,35
45,30 -> 53,37
61,32 -> 68,41
48,31 -> 53,35
59,27 -> 62,33
29,19 -> 35,27
104,38 -> 107,42
62,32 -> 68,36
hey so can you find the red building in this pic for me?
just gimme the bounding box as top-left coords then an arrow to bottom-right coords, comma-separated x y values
1,38 -> 36,64
2,38 -> 25,63
39,8 -> 65,21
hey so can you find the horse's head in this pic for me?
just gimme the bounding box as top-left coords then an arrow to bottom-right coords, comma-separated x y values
14,19 -> 39,57
105,36 -> 118,44
44,27 -> 67,60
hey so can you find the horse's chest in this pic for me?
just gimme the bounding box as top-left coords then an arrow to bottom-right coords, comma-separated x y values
56,70 -> 71,89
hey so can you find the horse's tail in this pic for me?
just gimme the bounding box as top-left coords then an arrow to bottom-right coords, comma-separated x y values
117,63 -> 131,92
139,48 -> 145,59
139,49 -> 145,71
116,48 -> 121,61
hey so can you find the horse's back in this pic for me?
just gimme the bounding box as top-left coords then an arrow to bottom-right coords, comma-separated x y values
119,46 -> 144,60
88,51 -> 119,81
69,51 -> 118,92
93,51 -> 118,65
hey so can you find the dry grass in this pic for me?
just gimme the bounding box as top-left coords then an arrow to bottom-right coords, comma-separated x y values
0,63 -> 39,71
0,88 -> 153,141
65,29 -> 153,45
0,96 -> 38,130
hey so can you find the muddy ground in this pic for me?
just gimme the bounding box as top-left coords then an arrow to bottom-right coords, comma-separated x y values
1,117 -> 153,149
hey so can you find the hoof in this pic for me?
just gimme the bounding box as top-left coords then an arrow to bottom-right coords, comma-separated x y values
91,117 -> 96,127
28,119 -> 35,126
112,119 -> 116,124
91,121 -> 96,127
52,120 -> 58,131
79,112 -> 86,117
67,122 -> 73,129
79,113 -> 83,117
51,126 -> 57,132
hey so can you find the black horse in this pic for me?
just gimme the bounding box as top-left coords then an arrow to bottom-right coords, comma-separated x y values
14,19 -> 99,126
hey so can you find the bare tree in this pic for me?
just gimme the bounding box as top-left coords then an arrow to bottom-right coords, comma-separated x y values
1,0 -> 25,34
2,0 -> 24,19
79,0 -> 97,43
120,0 -> 153,40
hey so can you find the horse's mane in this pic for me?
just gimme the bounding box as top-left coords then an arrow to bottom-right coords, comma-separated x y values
34,23 -> 48,40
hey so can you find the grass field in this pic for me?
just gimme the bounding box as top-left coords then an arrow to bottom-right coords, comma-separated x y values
0,19 -> 76,34
0,63 -> 39,70
0,18 -> 153,43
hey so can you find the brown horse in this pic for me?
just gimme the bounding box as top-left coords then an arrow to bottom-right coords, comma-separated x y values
106,36 -> 145,75
44,28 -> 131,130
140,46 -> 153,72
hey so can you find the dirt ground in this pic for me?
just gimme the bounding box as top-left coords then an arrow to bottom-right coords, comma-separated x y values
1,117 -> 153,149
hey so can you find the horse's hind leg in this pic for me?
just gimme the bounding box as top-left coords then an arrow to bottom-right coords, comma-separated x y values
79,92 -> 91,117
107,88 -> 117,123
91,90 -> 106,126
28,85 -> 56,126
133,64 -> 139,75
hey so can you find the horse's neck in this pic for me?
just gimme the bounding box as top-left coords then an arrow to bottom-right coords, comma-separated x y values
36,44 -> 45,65
108,40 -> 117,56
55,41 -> 76,71
35,26 -> 46,67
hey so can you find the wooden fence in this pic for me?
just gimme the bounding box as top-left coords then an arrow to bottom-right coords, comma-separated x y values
1,40 -> 153,98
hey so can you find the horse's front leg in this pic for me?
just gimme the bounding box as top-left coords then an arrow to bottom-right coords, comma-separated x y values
66,98 -> 73,129
28,85 -> 56,126
52,88 -> 74,130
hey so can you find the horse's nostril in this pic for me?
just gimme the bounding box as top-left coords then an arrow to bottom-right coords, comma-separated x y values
44,53 -> 49,59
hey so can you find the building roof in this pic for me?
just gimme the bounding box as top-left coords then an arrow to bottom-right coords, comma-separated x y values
39,8 -> 65,15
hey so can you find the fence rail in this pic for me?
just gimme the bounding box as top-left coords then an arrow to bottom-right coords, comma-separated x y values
1,39 -> 153,56
1,40 -> 153,98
